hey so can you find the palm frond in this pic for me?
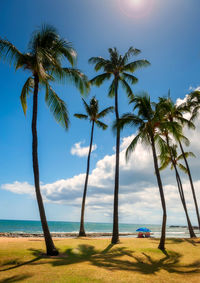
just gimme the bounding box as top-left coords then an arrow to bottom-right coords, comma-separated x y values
178,163 -> 188,174
179,135 -> 190,147
74,113 -> 88,120
124,59 -> 150,72
88,56 -> 110,71
154,135 -> 168,155
0,38 -> 23,67
116,113 -> 143,131
159,158 -> 170,171
96,120 -> 108,130
20,77 -> 34,115
90,73 -> 111,86
52,38 -> 77,66
62,68 -> 90,94
98,106 -> 114,118
122,73 -> 138,85
108,79 -> 115,97
126,133 -> 141,161
177,151 -> 196,161
45,85 -> 69,129
121,47 -> 141,65
82,98 -> 92,116
120,78 -> 134,98
29,24 -> 58,54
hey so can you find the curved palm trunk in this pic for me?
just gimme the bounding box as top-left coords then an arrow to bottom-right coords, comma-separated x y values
112,77 -> 120,244
151,136 -> 166,250
165,137 -> 196,238
32,74 -> 58,256
79,121 -> 95,237
175,170 -> 196,237
179,141 -> 200,230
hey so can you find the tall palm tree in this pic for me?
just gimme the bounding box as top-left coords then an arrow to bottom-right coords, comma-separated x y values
0,25 -> 89,255
158,96 -> 200,230
159,143 -> 196,238
74,97 -> 114,236
89,47 -> 150,244
118,93 -> 167,250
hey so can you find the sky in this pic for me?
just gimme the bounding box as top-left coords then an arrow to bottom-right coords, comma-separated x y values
0,0 -> 200,225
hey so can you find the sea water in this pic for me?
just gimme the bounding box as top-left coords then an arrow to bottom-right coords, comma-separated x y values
0,219 -> 199,238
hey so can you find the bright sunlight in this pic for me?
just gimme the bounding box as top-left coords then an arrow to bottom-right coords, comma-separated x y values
119,0 -> 154,19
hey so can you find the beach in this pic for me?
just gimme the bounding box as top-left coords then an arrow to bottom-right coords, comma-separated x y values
0,237 -> 200,283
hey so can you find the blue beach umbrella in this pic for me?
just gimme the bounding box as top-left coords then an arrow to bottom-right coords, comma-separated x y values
136,227 -> 151,232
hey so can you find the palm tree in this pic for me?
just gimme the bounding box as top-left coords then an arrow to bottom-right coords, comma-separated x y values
159,143 -> 196,238
89,47 -> 150,244
0,25 -> 89,255
118,93 -> 167,250
74,97 -> 114,236
158,96 -> 200,230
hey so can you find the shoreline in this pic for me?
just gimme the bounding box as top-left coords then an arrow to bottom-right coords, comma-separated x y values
0,232 -> 138,238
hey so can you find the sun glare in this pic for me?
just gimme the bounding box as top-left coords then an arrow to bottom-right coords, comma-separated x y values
130,0 -> 141,6
119,0 -> 154,19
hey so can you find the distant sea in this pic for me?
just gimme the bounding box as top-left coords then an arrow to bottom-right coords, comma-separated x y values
0,220 -> 199,238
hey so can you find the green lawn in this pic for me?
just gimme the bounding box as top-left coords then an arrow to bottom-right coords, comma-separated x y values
0,237 -> 200,282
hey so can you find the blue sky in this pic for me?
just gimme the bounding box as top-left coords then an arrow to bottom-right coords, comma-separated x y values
1,0 -> 200,224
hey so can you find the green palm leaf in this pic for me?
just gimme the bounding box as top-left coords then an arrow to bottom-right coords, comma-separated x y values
98,106 -> 114,118
90,73 -> 111,86
61,68 -> 90,94
82,98 -> 91,116
20,77 -> 34,115
122,73 -> 138,85
88,57 -> 110,71
120,78 -> 134,97
121,47 -> 141,65
126,133 -> 141,161
52,38 -> 77,66
74,114 -> 88,120
96,120 -> 108,130
0,38 -> 23,67
178,163 -> 188,174
45,85 -> 69,129
177,151 -> 196,161
108,79 -> 115,97
124,59 -> 150,72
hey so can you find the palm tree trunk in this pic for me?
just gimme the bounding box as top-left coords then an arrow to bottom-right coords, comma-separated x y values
32,73 -> 58,256
151,136 -> 166,250
79,121 -> 95,237
112,77 -> 120,244
175,170 -> 196,238
165,136 -> 196,238
179,140 -> 200,229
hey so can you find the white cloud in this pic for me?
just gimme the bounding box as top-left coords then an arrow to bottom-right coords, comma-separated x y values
2,181 -> 34,196
188,85 -> 200,92
2,94 -> 200,225
70,141 -> 97,157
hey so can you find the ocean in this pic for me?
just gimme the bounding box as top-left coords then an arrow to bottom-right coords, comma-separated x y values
0,220 -> 199,238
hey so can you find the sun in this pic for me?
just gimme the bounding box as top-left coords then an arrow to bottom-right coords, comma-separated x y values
130,0 -> 141,6
119,0 -> 154,19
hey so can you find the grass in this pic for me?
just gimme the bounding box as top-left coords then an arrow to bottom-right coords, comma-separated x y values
0,237 -> 200,282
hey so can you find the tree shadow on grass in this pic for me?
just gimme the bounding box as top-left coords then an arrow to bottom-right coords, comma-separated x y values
150,237 -> 200,246
0,274 -> 32,283
0,256 -> 42,272
1,244 -> 200,276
